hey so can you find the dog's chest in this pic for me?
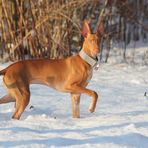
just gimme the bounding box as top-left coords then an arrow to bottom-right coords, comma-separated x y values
86,69 -> 93,83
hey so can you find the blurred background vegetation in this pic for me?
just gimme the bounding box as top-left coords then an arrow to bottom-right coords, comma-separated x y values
0,0 -> 147,63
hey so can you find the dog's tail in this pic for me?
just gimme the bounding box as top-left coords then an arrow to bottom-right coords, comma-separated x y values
0,68 -> 7,76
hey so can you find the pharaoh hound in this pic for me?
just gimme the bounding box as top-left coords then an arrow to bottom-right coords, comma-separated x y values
0,21 -> 102,120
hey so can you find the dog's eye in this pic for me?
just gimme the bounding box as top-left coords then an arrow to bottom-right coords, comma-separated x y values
91,39 -> 98,44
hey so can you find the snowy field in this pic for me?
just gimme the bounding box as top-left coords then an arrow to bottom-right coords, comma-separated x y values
0,45 -> 148,148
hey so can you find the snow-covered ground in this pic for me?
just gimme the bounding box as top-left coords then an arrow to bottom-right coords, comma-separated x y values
0,46 -> 148,148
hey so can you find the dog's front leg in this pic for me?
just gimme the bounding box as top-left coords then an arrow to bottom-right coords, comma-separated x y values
67,85 -> 98,114
71,93 -> 81,118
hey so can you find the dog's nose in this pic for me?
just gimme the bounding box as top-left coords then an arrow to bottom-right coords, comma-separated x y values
93,48 -> 100,56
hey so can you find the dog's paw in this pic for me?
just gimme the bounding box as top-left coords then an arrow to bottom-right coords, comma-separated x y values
88,104 -> 95,113
88,101 -> 97,113
88,108 -> 95,113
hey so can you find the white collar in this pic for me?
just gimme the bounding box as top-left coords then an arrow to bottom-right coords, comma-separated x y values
79,49 -> 98,67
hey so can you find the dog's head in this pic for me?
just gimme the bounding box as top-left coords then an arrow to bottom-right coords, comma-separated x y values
81,20 -> 103,58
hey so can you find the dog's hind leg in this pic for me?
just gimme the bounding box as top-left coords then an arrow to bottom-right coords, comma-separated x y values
11,86 -> 30,120
3,74 -> 30,120
0,95 -> 15,104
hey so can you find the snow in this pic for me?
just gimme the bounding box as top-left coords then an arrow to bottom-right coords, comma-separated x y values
0,49 -> 148,147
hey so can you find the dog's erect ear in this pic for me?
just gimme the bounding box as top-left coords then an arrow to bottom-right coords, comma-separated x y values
95,21 -> 104,37
82,20 -> 91,37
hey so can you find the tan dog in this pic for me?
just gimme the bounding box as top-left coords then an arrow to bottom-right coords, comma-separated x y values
0,21 -> 102,120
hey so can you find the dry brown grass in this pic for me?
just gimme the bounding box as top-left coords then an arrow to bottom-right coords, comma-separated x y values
0,0 -> 147,62
0,0 -> 100,61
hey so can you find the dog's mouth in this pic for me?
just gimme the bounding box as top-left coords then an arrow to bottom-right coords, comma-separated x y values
91,51 -> 100,60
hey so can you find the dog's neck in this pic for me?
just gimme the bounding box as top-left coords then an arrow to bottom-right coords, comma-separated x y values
79,49 -> 98,67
